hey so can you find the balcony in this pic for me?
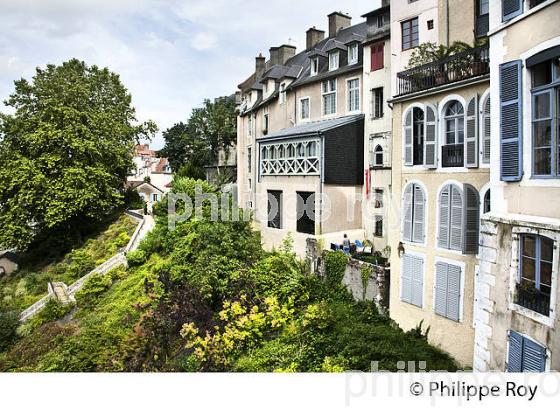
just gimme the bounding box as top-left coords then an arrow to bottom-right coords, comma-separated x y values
396,45 -> 489,96
441,144 -> 464,168
515,285 -> 551,317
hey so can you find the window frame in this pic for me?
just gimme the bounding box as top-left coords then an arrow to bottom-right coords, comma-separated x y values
401,181 -> 427,245
328,51 -> 339,71
267,190 -> 283,229
279,83 -> 286,105
310,57 -> 319,76
437,183 -> 464,252
433,258 -> 465,322
371,87 -> 384,119
299,97 -> 311,121
400,251 -> 425,308
374,215 -> 384,237
348,43 -> 359,65
322,79 -> 337,116
373,145 -> 384,168
401,17 -> 419,51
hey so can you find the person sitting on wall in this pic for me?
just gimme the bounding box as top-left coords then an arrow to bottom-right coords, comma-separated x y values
342,234 -> 351,255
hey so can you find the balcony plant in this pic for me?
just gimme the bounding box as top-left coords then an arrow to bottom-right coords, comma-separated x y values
407,41 -> 471,84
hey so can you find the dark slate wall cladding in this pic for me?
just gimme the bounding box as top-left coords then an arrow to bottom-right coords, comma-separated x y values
323,118 -> 364,185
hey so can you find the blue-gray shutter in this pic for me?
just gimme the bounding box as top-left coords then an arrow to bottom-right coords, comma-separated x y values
401,254 -> 413,304
465,96 -> 479,168
411,256 -> 424,308
482,97 -> 491,164
500,60 -> 523,181
434,262 -> 448,317
462,184 -> 480,255
446,264 -> 462,321
502,0 -> 523,22
450,186 -> 463,251
424,104 -> 437,168
402,184 -> 413,242
412,185 -> 425,243
438,186 -> 450,248
523,337 -> 546,372
507,331 -> 523,372
404,110 -> 413,166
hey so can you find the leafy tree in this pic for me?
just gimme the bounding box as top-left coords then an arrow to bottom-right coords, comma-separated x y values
0,307 -> 19,352
0,59 -> 156,250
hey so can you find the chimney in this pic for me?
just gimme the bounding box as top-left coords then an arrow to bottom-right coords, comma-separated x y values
306,27 -> 325,50
255,53 -> 266,78
381,0 -> 390,6
328,12 -> 352,38
277,45 -> 296,65
269,47 -> 280,66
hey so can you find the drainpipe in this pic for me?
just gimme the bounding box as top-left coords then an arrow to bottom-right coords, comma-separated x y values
319,133 -> 325,236
446,0 -> 450,46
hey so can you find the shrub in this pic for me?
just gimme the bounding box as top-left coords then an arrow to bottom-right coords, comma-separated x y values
0,307 -> 20,352
114,232 -> 130,248
75,273 -> 113,306
66,249 -> 95,280
29,299 -> 74,330
126,250 -> 147,267
324,251 -> 348,288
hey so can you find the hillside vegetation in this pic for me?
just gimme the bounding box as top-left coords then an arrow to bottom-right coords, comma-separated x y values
0,179 -> 458,372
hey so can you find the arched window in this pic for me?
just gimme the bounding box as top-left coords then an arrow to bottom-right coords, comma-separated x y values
443,101 -> 465,167
402,182 -> 425,243
438,184 -> 463,251
481,96 -> 491,164
373,145 -> 383,167
287,145 -> 295,158
306,141 -> 317,157
413,108 -> 424,165
297,144 -> 305,157
483,189 -> 491,214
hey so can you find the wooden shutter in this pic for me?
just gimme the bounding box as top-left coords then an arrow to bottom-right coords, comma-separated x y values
424,104 -> 437,168
446,264 -> 462,321
500,60 -> 523,181
523,337 -> 547,372
401,254 -> 413,304
482,97 -> 491,164
462,184 -> 480,255
434,262 -> 448,317
378,43 -> 384,69
502,0 -> 523,22
402,184 -> 413,242
438,185 -> 450,248
507,331 -> 523,372
450,185 -> 463,251
404,110 -> 413,166
411,256 -> 424,307
412,184 -> 425,243
370,43 -> 384,71
465,96 -> 479,168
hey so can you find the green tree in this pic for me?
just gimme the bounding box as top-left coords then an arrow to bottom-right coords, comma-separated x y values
0,59 -> 156,250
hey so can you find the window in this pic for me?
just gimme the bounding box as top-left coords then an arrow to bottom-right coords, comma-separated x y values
438,184 -> 463,251
376,14 -> 385,28
267,190 -> 282,229
247,114 -> 253,137
479,0 -> 489,14
434,261 -> 462,321
279,83 -> 286,104
401,17 -> 419,51
374,188 -> 383,208
311,57 -> 319,76
347,78 -> 360,112
442,101 -> 465,168
322,79 -> 337,116
402,183 -> 425,244
371,87 -> 384,118
329,51 -> 339,71
348,43 -> 358,65
502,0 -> 523,22
370,42 -> 384,71
507,331 -> 547,372
476,0 -> 489,36
374,215 -> 383,237
296,191 -> 315,235
516,234 -> 553,316
373,145 -> 383,168
401,254 -> 423,307
413,107 -> 424,165
263,82 -> 268,95
263,107 -> 269,133
483,189 -> 491,213
151,193 -> 160,202
529,0 -> 547,8
300,98 -> 310,120
427,19 -> 434,30
260,139 -> 320,176
481,96 -> 491,164
247,147 -> 252,173
500,60 -> 523,181
531,58 -> 560,178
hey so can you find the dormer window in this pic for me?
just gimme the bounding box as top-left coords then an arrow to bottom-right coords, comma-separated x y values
263,82 -> 268,95
329,52 -> 339,71
348,43 -> 358,65
279,83 -> 286,104
310,57 -> 319,76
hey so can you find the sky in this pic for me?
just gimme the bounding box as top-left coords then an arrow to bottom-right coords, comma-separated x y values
0,0 -> 379,150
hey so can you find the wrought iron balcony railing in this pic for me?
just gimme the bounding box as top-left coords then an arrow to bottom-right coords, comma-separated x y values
396,45 -> 490,96
515,285 -> 551,317
441,144 -> 464,168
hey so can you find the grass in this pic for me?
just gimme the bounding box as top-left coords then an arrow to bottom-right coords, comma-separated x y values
0,214 -> 138,311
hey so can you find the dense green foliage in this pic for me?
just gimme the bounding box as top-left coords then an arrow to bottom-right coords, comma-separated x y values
160,97 -> 237,179
0,215 -> 137,311
0,59 -> 156,250
0,178 -> 458,372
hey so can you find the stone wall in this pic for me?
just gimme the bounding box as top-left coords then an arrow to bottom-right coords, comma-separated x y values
342,257 -> 390,315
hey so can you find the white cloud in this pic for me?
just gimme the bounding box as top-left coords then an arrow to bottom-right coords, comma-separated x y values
190,32 -> 218,51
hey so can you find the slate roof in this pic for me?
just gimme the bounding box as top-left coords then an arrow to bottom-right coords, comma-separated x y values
259,114 -> 364,141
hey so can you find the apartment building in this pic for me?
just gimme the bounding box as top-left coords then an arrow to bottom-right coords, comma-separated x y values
237,12 -> 371,256
473,0 -> 560,372
387,0 -> 491,366
362,3 -> 392,250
